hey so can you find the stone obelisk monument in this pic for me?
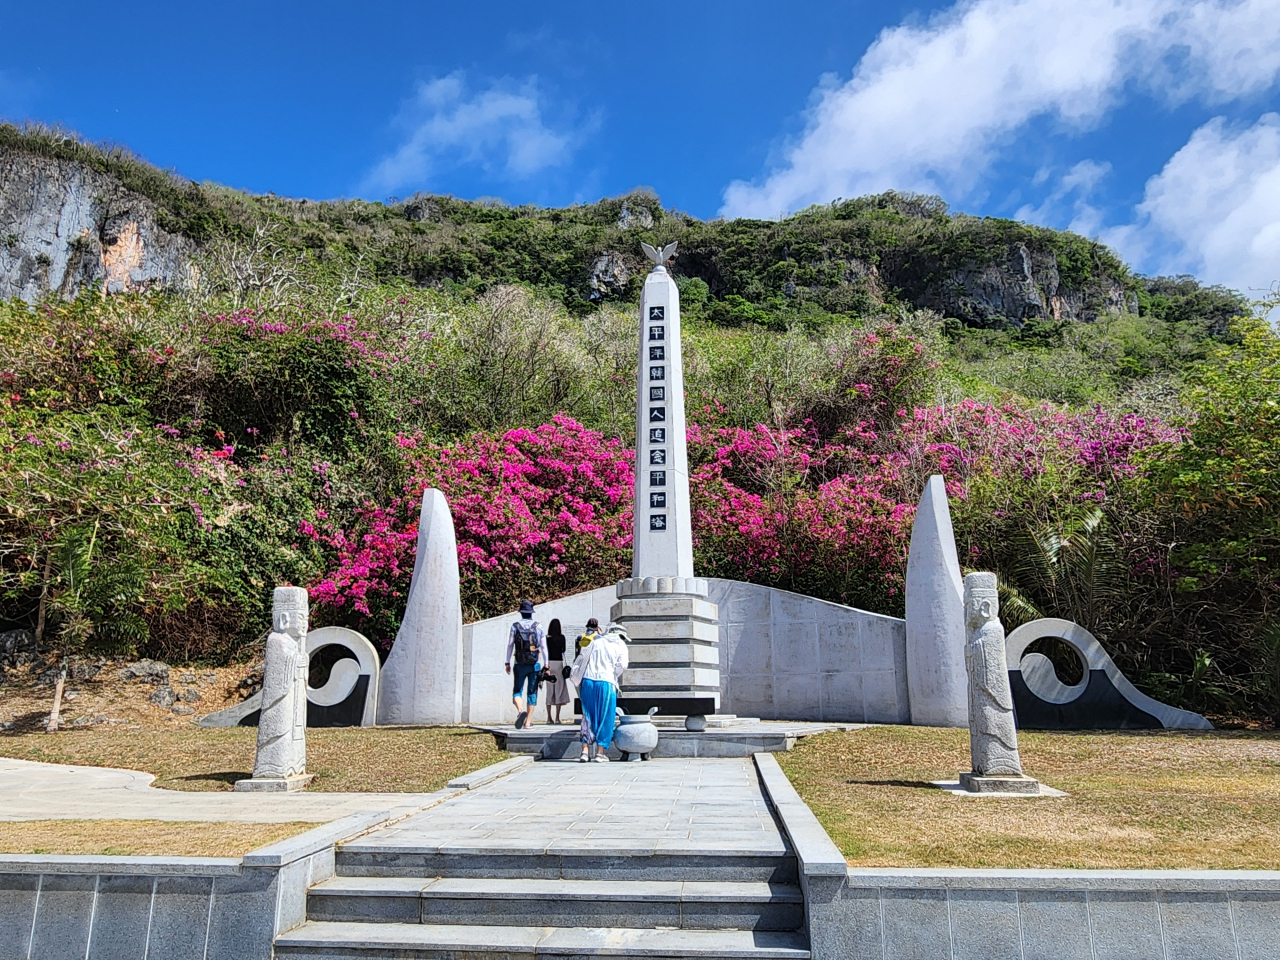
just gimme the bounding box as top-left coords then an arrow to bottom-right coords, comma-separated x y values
610,242 -> 721,724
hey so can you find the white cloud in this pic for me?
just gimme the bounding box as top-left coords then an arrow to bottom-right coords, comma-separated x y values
721,0 -> 1280,219
1015,159 -> 1112,231
1103,114 -> 1280,296
363,73 -> 577,196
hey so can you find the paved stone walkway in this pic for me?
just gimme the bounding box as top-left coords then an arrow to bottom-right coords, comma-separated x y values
346,757 -> 789,857
0,756 -> 440,823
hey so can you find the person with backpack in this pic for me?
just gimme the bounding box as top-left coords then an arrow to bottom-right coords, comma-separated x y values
504,600 -> 548,729
569,623 -> 629,762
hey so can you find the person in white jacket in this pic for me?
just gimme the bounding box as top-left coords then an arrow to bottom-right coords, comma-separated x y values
570,625 -> 629,762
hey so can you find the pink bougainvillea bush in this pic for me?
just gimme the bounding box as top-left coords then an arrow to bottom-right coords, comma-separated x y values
304,416 -> 636,636
302,402 -> 1179,635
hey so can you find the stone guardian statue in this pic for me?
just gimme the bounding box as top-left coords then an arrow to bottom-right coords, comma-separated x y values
235,586 -> 314,791
960,572 -> 1038,793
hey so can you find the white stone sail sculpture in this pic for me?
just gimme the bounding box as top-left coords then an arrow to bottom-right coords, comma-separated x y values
611,242 -> 721,721
377,488 -> 464,725
904,475 -> 968,727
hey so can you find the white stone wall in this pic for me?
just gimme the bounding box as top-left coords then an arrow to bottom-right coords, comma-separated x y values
710,580 -> 910,723
460,580 -> 909,725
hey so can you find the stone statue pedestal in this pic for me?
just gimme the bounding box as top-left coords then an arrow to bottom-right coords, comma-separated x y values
611,577 -> 720,719
234,773 -> 315,793
958,772 -> 1041,795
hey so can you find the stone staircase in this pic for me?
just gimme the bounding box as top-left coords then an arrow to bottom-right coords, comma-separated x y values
274,844 -> 811,959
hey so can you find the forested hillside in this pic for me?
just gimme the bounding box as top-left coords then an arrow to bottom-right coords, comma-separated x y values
1,125 -> 1275,723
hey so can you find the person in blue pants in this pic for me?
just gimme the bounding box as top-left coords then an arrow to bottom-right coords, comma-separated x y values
569,625 -> 630,761
504,600 -> 547,729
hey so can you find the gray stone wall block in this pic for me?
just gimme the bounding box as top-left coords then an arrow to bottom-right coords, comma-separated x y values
733,620 -> 774,674
723,582 -> 771,626
88,876 -> 153,960
863,670 -> 910,723
773,619 -> 820,676
773,674 -> 822,721
29,874 -> 96,960
1018,890 -> 1093,960
717,623 -> 741,691
1159,891 -> 1237,960
1086,890 -> 1163,960
206,870 -> 277,960
861,615 -> 903,674
729,673 -> 775,717
817,619 -> 862,674
1231,892 -> 1280,960
820,671 -> 866,723
275,855 -> 316,935
949,889 -> 1021,960
145,876 -> 213,960
806,880 -> 880,960
880,888 -> 951,960
772,589 -> 819,625
0,874 -> 39,960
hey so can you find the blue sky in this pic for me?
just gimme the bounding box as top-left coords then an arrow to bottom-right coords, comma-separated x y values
3,0 -> 1279,296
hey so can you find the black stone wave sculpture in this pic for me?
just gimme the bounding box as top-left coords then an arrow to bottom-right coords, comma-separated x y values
199,626 -> 381,728
1005,618 -> 1211,731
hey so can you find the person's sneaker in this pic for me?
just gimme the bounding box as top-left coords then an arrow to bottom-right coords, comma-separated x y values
515,711 -> 527,730
578,753 -> 589,763
593,754 -> 610,762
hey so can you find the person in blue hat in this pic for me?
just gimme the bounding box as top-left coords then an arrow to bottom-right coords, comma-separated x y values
504,599 -> 547,729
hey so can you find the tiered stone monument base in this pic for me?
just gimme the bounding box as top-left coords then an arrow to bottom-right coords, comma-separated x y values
610,576 -> 720,719
233,773 -> 315,792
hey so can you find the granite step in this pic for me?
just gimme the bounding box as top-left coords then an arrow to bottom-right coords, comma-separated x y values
274,921 -> 811,959
335,848 -> 799,883
307,877 -> 805,931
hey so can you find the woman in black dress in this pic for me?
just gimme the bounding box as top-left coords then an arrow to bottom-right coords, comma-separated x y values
544,618 -> 571,724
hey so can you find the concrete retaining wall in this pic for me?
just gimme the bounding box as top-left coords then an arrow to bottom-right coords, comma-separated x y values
754,752 -> 1280,960
460,580 -> 910,724
810,871 -> 1280,960
0,812 -> 382,960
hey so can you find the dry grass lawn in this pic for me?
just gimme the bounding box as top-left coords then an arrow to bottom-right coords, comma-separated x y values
0,820 -> 313,857
780,726 -> 1280,869
0,724 -> 505,793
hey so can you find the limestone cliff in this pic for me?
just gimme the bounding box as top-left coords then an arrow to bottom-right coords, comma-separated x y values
0,146 -> 196,301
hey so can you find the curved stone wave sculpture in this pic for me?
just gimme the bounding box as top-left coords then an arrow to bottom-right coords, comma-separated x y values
306,626 -> 381,727
1005,618 -> 1212,730
199,626 -> 381,728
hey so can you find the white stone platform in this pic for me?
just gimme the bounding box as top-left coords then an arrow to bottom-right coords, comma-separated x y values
474,720 -> 860,759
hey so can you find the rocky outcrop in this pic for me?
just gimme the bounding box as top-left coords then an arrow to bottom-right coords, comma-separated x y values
911,243 -> 1130,329
587,251 -> 630,300
0,148 -> 196,301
